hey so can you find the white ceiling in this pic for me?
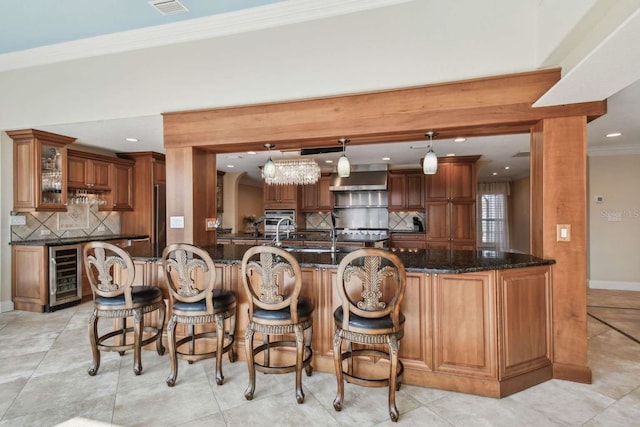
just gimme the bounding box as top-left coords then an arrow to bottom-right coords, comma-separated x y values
2,0 -> 640,185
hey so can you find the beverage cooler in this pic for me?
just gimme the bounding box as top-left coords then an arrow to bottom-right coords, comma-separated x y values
48,244 -> 82,311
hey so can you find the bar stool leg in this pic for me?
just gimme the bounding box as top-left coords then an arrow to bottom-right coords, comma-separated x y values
294,325 -> 305,404
388,336 -> 399,422
215,315 -> 225,385
156,302 -> 166,355
332,330 -> 344,411
166,317 -> 178,387
228,312 -> 236,363
133,310 -> 143,375
244,325 -> 256,400
88,310 -> 100,376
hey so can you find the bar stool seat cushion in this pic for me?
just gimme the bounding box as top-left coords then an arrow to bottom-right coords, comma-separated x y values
334,307 -> 405,330
173,289 -> 237,312
96,286 -> 162,306
253,297 -> 314,321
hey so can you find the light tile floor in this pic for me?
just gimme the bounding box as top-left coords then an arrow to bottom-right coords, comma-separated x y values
0,289 -> 639,426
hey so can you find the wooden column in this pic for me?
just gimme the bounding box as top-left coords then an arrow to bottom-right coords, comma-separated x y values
165,147 -> 217,246
530,117 -> 591,383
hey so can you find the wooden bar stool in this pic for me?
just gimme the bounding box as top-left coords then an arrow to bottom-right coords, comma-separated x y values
162,243 -> 237,386
241,245 -> 314,403
84,241 -> 166,376
333,248 -> 406,422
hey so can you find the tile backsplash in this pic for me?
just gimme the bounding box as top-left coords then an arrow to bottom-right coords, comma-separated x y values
10,204 -> 121,242
304,211 -> 424,232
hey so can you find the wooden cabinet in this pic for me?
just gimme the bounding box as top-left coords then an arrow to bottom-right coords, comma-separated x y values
7,129 -> 75,212
11,245 -> 48,312
67,150 -> 111,191
106,161 -> 134,211
388,170 -> 424,211
119,152 -> 166,243
263,183 -> 297,209
216,170 -> 225,213
299,174 -> 332,212
425,156 -> 479,250
389,232 -> 426,249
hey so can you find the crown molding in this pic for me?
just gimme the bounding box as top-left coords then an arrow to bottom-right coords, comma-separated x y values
0,0 -> 412,72
588,144 -> 640,156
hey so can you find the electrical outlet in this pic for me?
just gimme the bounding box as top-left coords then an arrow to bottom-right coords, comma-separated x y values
10,215 -> 26,225
40,229 -> 51,236
97,225 -> 106,232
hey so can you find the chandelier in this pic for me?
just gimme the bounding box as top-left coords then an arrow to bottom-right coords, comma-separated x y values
262,145 -> 321,185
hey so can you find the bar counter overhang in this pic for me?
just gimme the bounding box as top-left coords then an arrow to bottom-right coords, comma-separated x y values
128,243 -> 555,398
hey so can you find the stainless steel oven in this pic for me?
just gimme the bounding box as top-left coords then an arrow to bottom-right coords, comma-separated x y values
263,209 -> 296,236
48,244 -> 82,311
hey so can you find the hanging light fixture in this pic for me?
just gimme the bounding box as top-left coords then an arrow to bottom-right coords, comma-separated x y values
423,131 -> 438,175
337,138 -> 350,178
263,144 -> 276,179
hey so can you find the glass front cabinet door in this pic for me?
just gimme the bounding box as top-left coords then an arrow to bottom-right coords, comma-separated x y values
7,129 -> 76,212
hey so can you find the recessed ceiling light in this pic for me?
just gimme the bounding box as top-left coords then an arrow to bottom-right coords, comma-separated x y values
492,172 -> 498,176
606,132 -> 622,138
382,157 -> 391,161
227,164 -> 235,168
505,166 -> 510,170
454,137 -> 466,142
445,153 -> 455,157
247,151 -> 257,155
125,137 -> 139,142
325,160 -> 334,164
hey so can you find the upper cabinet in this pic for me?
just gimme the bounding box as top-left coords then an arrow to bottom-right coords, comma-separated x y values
299,174 -> 332,212
263,183 -> 298,209
217,170 -> 225,213
105,161 -> 134,211
388,170 -> 424,211
425,156 -> 480,251
7,129 -> 76,212
68,150 -> 111,191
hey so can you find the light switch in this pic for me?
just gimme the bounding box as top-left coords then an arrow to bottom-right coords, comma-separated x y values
170,216 -> 184,229
556,224 -> 571,242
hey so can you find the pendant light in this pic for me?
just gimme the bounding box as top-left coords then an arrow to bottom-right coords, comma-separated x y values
337,138 -> 350,177
263,144 -> 276,179
423,131 -> 438,175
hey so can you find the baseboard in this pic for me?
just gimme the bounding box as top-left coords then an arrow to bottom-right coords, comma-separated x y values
588,280 -> 640,291
553,363 -> 592,384
0,300 -> 15,313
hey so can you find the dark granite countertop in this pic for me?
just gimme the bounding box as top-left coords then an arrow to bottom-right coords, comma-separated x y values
9,234 -> 149,246
125,242 -> 553,274
218,231 -> 389,244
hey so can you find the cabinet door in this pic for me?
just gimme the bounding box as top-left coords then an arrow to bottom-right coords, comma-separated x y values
112,163 -> 133,211
425,163 -> 449,201
405,173 -> 424,209
449,162 -> 475,200
425,202 -> 449,241
68,156 -> 88,188
90,160 -> 111,190
11,245 -> 48,312
316,176 -> 333,211
300,182 -> 318,212
388,174 -> 405,211
432,271 -> 497,378
451,201 -> 476,244
279,184 -> 297,207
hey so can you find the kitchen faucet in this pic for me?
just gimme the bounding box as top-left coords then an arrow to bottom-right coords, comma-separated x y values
274,216 -> 295,247
329,212 -> 338,252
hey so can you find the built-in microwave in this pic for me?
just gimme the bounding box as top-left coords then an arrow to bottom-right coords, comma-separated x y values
263,209 -> 296,236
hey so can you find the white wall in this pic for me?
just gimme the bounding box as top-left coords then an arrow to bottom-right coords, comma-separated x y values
589,154 -> 640,290
1,132 -> 14,311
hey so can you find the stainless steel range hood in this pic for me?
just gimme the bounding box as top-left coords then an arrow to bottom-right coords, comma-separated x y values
329,164 -> 388,191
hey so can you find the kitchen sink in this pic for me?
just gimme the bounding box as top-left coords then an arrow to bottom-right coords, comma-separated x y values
283,246 -> 338,253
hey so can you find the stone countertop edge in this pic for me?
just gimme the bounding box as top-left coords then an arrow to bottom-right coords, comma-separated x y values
218,232 -> 389,243
127,243 -> 554,275
8,235 -> 150,246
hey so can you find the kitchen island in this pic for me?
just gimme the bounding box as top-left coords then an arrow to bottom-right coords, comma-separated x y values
216,230 -> 388,247
127,243 -> 554,398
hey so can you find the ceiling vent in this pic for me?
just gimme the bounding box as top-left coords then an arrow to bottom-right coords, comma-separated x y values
512,151 -> 531,158
149,0 -> 189,16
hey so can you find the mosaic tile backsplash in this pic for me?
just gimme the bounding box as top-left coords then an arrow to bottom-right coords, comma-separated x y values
305,211 -> 424,232
10,204 -> 121,242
